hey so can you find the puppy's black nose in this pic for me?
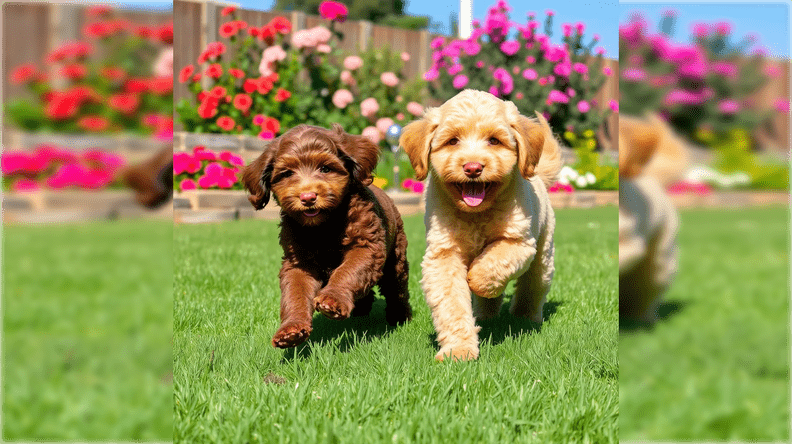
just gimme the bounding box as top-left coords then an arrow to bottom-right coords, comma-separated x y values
463,162 -> 483,178
299,192 -> 317,206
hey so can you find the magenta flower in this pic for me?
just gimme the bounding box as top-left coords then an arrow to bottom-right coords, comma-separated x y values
711,62 -> 737,77
401,178 -> 414,190
198,162 -> 237,189
526,55 -> 536,64
764,64 -> 781,78
430,36 -> 445,49
664,89 -> 701,106
318,1 -> 348,22
714,21 -> 731,35
447,64 -> 463,76
453,74 -> 469,89
609,100 -> 619,113
412,181 -> 425,193
476,60 -> 485,68
46,163 -> 87,189
717,99 -> 740,114
193,146 -> 217,161
424,68 -> 440,81
180,179 -> 197,191
463,41 -> 481,56
692,23 -> 709,38
492,68 -> 514,95
547,90 -> 569,104
523,68 -> 537,80
774,98 -> 790,113
219,151 -> 244,167
173,152 -> 202,175
577,101 -> 590,113
572,63 -> 588,75
259,131 -> 275,140
500,41 -> 520,56
12,178 -> 40,192
554,62 -> 571,78
621,67 -> 647,82
562,23 -> 572,37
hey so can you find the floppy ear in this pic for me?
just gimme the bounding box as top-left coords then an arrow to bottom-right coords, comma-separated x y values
619,118 -> 660,179
242,141 -> 277,210
399,109 -> 438,181
332,123 -> 379,186
508,104 -> 550,179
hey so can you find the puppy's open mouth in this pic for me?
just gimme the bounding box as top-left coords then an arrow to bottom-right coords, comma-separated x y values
451,182 -> 496,207
303,209 -> 321,217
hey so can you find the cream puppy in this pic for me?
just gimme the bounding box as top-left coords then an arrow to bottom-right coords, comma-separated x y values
400,89 -> 562,361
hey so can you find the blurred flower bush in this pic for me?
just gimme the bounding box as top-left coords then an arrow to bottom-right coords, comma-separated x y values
5,6 -> 173,138
425,0 -> 614,139
173,147 -> 245,192
562,130 -> 619,190
1,145 -> 126,191
176,4 -> 424,154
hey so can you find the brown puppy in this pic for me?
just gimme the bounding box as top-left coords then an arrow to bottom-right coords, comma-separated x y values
242,124 -> 412,348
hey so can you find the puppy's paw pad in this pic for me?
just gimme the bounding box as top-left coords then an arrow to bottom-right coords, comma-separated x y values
272,323 -> 311,348
314,293 -> 352,320
435,345 -> 479,362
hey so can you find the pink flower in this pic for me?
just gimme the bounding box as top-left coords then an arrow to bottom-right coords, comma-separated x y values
401,178 -> 415,190
547,90 -> 569,104
462,41 -> 481,56
453,74 -> 469,89
526,55 -> 536,64
664,89 -> 702,106
764,64 -> 781,78
173,152 -> 201,174
603,66 -> 613,76
717,99 -> 740,114
380,72 -> 399,87
667,181 -> 712,195
407,102 -> 424,116
476,60 -> 485,69
711,61 -> 737,77
430,36 -> 445,49
774,98 -> 790,113
573,63 -> 588,74
318,1 -> 348,22
577,101 -> 590,113
424,67 -> 440,81
193,146 -> 218,161
692,23 -> 709,38
376,117 -> 394,135
523,68 -> 537,80
332,89 -> 354,109
411,181 -> 425,193
12,178 -> 40,192
396,113 -> 405,120
317,44 -> 331,53
47,164 -> 88,189
219,151 -> 245,167
500,41 -> 520,56
340,70 -> 356,86
259,131 -> 275,140
609,100 -> 619,113
447,64 -> 463,76
714,21 -> 731,35
566,88 -> 576,97
492,68 -> 514,95
198,162 -> 238,189
343,55 -> 363,70
362,126 -> 381,144
180,179 -> 197,191
253,114 -> 265,125
621,67 -> 647,81
554,62 -> 572,78
360,97 -> 379,117
401,52 -> 410,62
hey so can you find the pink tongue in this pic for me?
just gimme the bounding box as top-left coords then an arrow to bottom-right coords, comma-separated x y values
304,209 -> 320,217
462,183 -> 486,207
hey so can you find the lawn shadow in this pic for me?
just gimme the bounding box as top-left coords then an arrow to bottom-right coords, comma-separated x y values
426,299 -> 562,350
619,300 -> 687,333
281,299 -> 399,362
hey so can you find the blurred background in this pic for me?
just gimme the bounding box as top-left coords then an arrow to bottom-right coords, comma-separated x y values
618,2 -> 789,442
2,1 -> 173,440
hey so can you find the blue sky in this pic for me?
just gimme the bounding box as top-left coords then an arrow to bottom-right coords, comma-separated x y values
119,1 -> 789,58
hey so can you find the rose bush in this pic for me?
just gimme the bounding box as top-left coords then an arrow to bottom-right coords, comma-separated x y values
1,145 -> 126,191
5,6 -> 173,138
425,0 -> 614,140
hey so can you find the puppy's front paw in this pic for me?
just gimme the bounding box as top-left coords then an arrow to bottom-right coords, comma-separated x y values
435,344 -> 479,362
467,263 -> 506,299
272,322 -> 312,348
314,289 -> 353,320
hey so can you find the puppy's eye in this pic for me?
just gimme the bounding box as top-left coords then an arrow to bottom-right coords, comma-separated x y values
318,165 -> 331,173
488,138 -> 500,145
278,170 -> 293,179
448,138 -> 459,146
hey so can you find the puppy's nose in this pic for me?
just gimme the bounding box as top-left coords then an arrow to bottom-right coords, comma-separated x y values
299,192 -> 317,206
463,162 -> 484,178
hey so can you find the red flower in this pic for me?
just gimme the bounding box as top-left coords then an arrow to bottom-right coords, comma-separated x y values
219,22 -> 238,38
234,20 -> 248,30
192,74 -> 202,82
210,86 -> 227,98
233,94 -> 253,112
248,27 -> 260,37
319,1 -> 348,22
78,115 -> 109,132
274,88 -> 291,102
179,65 -> 195,83
150,77 -> 173,95
243,79 -> 258,94
100,66 -> 126,81
259,25 -> 276,43
108,93 -> 140,115
269,17 -> 292,34
136,26 -> 153,38
221,6 -> 237,16
60,64 -> 87,80
10,64 -> 38,84
198,96 -> 219,119
69,85 -> 102,103
157,22 -> 174,44
228,68 -> 244,79
44,93 -> 81,120
86,5 -> 113,17
125,78 -> 149,93
257,77 -> 274,94
205,63 -> 223,79
45,42 -> 93,63
263,117 -> 280,134
217,116 -> 236,131
83,21 -> 112,39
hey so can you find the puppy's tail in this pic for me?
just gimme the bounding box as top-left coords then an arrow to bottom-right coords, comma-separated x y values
534,113 -> 563,188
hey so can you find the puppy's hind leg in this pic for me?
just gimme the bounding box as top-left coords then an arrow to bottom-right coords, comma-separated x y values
511,232 -> 554,324
473,294 -> 503,321
351,290 -> 375,317
378,222 -> 412,326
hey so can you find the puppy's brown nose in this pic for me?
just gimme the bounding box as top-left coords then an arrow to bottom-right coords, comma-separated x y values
463,162 -> 483,178
299,192 -> 317,206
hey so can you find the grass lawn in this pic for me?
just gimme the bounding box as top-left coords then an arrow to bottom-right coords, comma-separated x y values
619,206 -> 789,441
2,220 -> 173,441
174,207 -> 618,443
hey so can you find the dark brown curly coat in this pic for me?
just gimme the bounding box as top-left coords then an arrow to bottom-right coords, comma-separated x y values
242,124 -> 412,348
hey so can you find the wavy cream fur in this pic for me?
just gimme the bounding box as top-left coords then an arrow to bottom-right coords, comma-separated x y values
402,90 -> 560,361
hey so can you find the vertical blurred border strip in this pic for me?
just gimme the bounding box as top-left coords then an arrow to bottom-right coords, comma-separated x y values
1,0 -> 173,441
619,0 -> 791,443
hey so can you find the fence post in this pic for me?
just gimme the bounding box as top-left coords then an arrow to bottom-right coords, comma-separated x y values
290,11 -> 305,32
49,4 -> 81,89
418,30 -> 429,78
359,20 -> 371,51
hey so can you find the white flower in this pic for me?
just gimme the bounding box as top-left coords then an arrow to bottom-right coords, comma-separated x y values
684,165 -> 718,184
575,176 -> 588,188
557,176 -> 570,186
732,172 -> 751,186
585,172 -> 596,184
560,166 -> 578,181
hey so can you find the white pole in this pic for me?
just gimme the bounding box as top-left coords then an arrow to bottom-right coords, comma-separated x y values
459,0 -> 472,39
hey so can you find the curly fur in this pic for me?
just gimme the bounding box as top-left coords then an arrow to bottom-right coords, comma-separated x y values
121,146 -> 173,209
400,89 -> 561,361
242,124 -> 412,348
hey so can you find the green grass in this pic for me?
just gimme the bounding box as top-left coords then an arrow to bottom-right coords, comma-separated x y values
619,206 -> 789,441
2,221 -> 173,441
174,207 -> 618,443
